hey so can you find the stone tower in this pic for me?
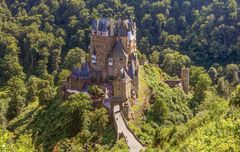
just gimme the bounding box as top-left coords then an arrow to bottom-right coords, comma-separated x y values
181,68 -> 189,94
113,69 -> 132,100
90,18 -> 137,80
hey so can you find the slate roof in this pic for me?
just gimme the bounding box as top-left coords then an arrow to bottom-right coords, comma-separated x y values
92,19 -> 97,31
128,60 -> 136,79
112,40 -> 127,58
92,18 -> 135,36
71,63 -> 90,80
116,68 -> 131,83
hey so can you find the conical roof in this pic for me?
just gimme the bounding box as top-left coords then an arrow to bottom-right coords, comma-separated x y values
128,60 -> 136,79
112,40 -> 127,58
71,63 -> 90,80
116,68 -> 131,83
92,19 -> 97,31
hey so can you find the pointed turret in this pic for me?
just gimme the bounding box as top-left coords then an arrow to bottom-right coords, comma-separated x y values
116,68 -> 132,83
112,39 -> 127,58
92,19 -> 98,34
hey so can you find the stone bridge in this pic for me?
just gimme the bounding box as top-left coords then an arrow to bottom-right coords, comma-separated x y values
113,105 -> 144,152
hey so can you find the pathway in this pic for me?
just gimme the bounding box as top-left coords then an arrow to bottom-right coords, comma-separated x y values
114,105 -> 144,152
103,84 -> 144,152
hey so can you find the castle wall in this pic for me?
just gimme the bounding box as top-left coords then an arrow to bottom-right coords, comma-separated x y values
120,36 -> 136,56
90,35 -> 116,78
124,82 -> 132,100
113,80 -> 131,100
112,56 -> 128,77
133,71 -> 140,97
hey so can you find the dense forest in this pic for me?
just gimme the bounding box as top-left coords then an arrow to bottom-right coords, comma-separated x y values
0,0 -> 240,151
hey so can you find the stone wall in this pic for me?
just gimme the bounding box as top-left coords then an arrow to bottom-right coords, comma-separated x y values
181,68 -> 189,94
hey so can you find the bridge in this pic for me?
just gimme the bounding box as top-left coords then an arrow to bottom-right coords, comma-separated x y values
103,84 -> 144,152
113,105 -> 144,152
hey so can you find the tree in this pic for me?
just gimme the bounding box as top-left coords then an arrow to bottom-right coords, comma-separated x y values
58,69 -> 71,85
26,76 -> 41,102
149,96 -> 168,124
208,67 -> 218,84
163,34 -> 182,50
67,93 -> 93,135
162,49 -> 190,76
230,85 -> 240,107
189,66 -> 206,88
149,50 -> 160,64
88,85 -> 104,98
38,80 -> 55,105
216,77 -> 230,97
0,97 -> 9,128
63,47 -> 86,69
191,73 -> 212,110
6,77 -> 27,120
90,108 -> 109,137
0,34 -> 25,84
225,64 -> 239,85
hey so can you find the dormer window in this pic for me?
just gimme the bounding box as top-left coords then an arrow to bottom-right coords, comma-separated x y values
102,31 -> 109,36
108,58 -> 113,66
92,55 -> 96,64
92,30 -> 96,35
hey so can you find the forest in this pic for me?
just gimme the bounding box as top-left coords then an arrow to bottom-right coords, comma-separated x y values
0,0 -> 240,151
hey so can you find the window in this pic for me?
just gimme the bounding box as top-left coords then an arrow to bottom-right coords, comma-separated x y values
120,58 -> 123,61
108,58 -> 113,66
92,55 -> 96,64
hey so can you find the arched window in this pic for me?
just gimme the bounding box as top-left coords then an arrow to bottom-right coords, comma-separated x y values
108,58 -> 113,66
92,54 -> 96,64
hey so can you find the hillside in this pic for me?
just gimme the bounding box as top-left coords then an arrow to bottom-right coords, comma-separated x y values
1,0 -> 240,151
131,65 -> 240,151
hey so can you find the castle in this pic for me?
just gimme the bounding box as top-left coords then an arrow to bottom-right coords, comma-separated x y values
61,18 -> 139,119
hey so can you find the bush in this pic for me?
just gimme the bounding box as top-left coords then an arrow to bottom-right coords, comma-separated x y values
88,85 -> 104,98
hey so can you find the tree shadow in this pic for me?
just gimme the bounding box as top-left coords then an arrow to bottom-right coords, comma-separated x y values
9,99 -> 73,152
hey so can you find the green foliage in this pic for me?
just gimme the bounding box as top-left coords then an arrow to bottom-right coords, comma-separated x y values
88,85 -> 104,98
57,69 -> 71,85
190,73 -> 212,112
225,64 -> 239,85
0,129 -> 34,152
143,65 -> 192,126
161,49 -> 190,76
90,108 -> 109,137
216,77 -> 230,97
6,77 -> 27,120
0,33 -> 25,84
8,93 -> 113,151
26,75 -> 56,105
63,47 -> 86,69
108,139 -> 128,152
178,118 -> 240,151
149,50 -> 160,64
189,66 -> 206,88
208,67 -> 218,84
0,95 -> 9,128
230,85 -> 240,107
1,0 -> 240,151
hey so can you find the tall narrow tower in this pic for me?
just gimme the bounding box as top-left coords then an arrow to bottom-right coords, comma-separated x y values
181,68 -> 189,94
90,18 -> 137,81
